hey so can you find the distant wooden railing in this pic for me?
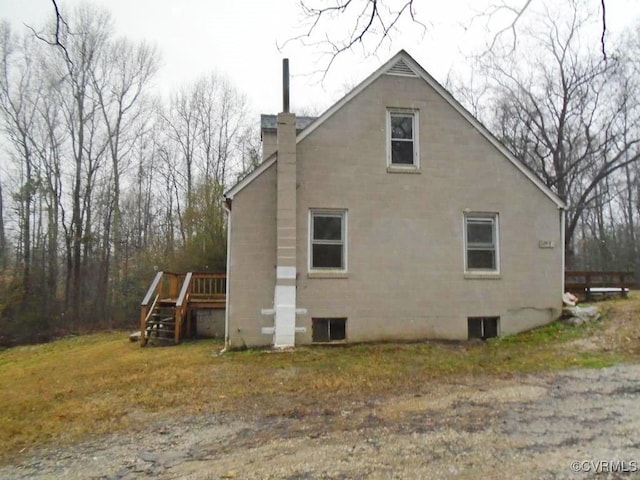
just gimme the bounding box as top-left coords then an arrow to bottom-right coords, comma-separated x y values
565,271 -> 636,300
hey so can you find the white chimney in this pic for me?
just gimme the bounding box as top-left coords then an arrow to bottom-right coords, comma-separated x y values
273,59 -> 297,348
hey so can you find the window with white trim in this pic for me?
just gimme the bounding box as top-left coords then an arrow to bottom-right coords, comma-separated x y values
464,213 -> 499,272
387,110 -> 419,167
309,210 -> 347,271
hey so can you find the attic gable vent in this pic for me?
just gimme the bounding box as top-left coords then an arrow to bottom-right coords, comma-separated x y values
386,59 -> 418,77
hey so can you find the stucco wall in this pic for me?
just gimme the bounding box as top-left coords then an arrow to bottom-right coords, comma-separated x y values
228,72 -> 563,346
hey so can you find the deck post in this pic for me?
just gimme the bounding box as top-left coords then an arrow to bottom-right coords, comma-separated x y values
140,307 -> 148,346
168,274 -> 178,299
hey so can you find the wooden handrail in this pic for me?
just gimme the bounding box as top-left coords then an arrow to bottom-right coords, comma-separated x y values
140,271 -> 165,346
141,271 -> 164,306
144,294 -> 160,325
174,272 -> 193,344
176,272 -> 193,308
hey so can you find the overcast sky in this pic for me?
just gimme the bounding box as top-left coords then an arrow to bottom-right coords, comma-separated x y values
1,0 -> 639,121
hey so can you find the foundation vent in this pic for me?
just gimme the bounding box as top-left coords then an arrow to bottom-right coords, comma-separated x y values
312,318 -> 346,343
468,317 -> 499,340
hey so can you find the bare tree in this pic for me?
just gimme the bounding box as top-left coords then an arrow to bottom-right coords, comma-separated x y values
0,22 -> 41,293
0,0 -> 255,342
163,73 -> 248,258
609,22 -> 640,275
36,3 -> 113,322
236,124 -> 262,181
91,37 -> 158,315
476,1 -> 640,265
28,47 -> 66,309
0,182 -> 6,269
164,86 -> 199,224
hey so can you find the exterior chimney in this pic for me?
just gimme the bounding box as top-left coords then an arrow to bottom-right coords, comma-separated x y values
274,60 -> 297,348
282,59 -> 290,113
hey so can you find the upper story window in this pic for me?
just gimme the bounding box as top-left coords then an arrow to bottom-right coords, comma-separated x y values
309,210 -> 347,271
387,109 -> 419,168
464,213 -> 499,272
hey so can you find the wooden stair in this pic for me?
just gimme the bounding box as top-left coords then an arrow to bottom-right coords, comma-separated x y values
140,272 -> 226,346
144,301 -> 177,346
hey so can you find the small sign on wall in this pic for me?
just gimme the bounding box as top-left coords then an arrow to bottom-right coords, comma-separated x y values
539,240 -> 555,249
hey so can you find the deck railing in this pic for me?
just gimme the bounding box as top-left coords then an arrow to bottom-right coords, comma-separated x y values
565,271 -> 636,300
191,272 -> 226,301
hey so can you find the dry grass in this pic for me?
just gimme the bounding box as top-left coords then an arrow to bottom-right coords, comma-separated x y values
1,294 -> 639,461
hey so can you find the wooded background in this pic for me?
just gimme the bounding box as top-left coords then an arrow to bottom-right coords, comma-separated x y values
1,0 -> 639,345
0,3 -> 260,344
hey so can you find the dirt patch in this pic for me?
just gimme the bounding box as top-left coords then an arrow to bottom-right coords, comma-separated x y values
3,364 -> 640,480
564,299 -> 640,357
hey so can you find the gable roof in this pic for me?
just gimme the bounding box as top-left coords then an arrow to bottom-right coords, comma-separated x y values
225,50 -> 566,209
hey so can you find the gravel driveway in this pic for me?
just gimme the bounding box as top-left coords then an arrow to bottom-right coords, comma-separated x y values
3,363 -> 640,480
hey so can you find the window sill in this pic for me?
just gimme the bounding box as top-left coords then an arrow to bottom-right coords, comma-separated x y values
387,165 -> 421,174
307,271 -> 349,279
464,272 -> 501,280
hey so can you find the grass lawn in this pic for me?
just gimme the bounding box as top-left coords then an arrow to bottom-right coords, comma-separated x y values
1,295 -> 639,461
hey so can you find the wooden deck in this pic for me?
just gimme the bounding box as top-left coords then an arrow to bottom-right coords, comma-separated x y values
140,272 -> 226,346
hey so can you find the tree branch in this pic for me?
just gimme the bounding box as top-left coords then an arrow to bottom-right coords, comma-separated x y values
600,0 -> 607,59
25,0 -> 73,70
281,0 -> 425,81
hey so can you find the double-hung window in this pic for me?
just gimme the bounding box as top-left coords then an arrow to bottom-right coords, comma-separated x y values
309,210 -> 347,271
388,110 -> 419,167
464,213 -> 499,272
